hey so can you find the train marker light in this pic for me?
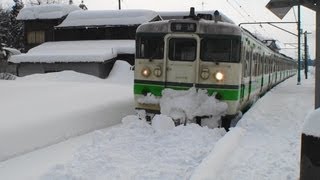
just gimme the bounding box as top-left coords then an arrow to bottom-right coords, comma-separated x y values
201,68 -> 210,80
141,67 -> 151,77
215,71 -> 224,81
153,66 -> 162,77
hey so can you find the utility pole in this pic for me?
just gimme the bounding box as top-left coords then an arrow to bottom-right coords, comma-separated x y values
118,0 -> 121,10
304,31 -> 311,79
316,8 -> 320,108
297,4 -> 301,85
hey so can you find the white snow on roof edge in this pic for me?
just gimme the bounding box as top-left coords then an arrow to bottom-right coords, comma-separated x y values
56,9 -> 160,28
302,108 -> 320,137
8,40 -> 135,63
17,4 -> 81,20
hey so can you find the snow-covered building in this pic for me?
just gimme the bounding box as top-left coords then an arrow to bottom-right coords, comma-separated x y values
12,7 -> 161,78
54,9 -> 162,41
9,40 -> 134,78
17,4 -> 81,52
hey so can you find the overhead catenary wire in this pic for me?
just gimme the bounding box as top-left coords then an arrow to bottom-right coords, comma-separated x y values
226,0 -> 260,34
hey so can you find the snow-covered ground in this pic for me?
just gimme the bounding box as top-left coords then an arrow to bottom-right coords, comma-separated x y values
0,61 -> 316,180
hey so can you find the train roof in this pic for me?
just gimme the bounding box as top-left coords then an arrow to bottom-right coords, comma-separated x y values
158,10 -> 235,24
137,19 -> 241,36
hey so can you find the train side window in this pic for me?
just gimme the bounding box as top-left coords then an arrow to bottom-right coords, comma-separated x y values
245,51 -> 250,60
169,38 -> 196,61
200,38 -> 240,62
136,36 -> 164,59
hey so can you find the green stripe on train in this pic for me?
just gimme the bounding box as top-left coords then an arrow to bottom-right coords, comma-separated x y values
134,83 -> 240,101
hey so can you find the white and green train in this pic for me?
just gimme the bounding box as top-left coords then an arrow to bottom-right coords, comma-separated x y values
134,8 -> 296,128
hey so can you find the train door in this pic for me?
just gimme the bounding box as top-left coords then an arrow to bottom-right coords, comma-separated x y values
247,49 -> 253,101
164,35 -> 199,87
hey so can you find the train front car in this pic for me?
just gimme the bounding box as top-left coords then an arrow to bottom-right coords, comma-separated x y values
134,10 -> 243,127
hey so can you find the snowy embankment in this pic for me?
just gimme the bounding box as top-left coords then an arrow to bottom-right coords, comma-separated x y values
191,70 -> 315,180
0,61 -> 135,161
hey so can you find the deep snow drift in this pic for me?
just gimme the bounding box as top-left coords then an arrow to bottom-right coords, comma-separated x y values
0,66 -> 316,180
42,115 -> 226,179
0,61 -> 134,161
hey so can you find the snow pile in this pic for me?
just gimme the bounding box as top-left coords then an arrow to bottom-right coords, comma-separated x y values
17,4 -> 81,20
303,108 -> 320,137
0,81 -> 134,161
0,60 -> 136,161
137,92 -> 160,104
9,40 -> 135,63
56,9 -> 160,28
105,60 -> 134,85
160,87 -> 228,126
191,127 -> 246,179
3,47 -> 21,55
151,114 -> 175,132
41,115 -> 226,179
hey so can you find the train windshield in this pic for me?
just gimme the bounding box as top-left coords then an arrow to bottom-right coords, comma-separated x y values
136,36 -> 164,59
169,38 -> 197,61
201,37 -> 240,62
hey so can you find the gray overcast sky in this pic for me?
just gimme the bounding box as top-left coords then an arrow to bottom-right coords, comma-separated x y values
0,0 -> 316,59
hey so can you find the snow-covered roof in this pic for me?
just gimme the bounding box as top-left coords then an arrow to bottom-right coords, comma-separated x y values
16,4 -> 81,20
56,9 -> 161,28
8,40 -> 135,63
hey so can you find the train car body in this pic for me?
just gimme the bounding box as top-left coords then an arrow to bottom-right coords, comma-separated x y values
134,9 -> 296,127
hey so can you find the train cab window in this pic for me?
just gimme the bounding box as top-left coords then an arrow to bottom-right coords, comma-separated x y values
136,36 -> 164,59
201,38 -> 240,62
169,38 -> 196,61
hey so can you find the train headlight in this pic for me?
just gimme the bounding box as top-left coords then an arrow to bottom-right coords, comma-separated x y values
153,66 -> 162,77
215,71 -> 224,81
141,67 -> 151,77
200,68 -> 210,80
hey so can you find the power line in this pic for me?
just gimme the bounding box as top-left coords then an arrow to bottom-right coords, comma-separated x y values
226,0 -> 250,22
226,0 -> 261,34
231,0 -> 256,22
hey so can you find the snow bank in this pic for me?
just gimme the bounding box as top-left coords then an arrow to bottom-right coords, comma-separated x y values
0,61 -> 136,161
0,81 -> 134,161
56,9 -> 160,28
210,72 -> 314,180
105,60 -> 134,85
9,40 -> 135,63
17,4 -> 81,20
190,127 -> 246,179
303,108 -> 320,137
41,115 -> 226,179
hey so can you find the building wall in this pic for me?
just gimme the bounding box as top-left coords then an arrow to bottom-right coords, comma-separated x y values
54,26 -> 137,41
17,60 -> 116,78
23,18 -> 64,52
